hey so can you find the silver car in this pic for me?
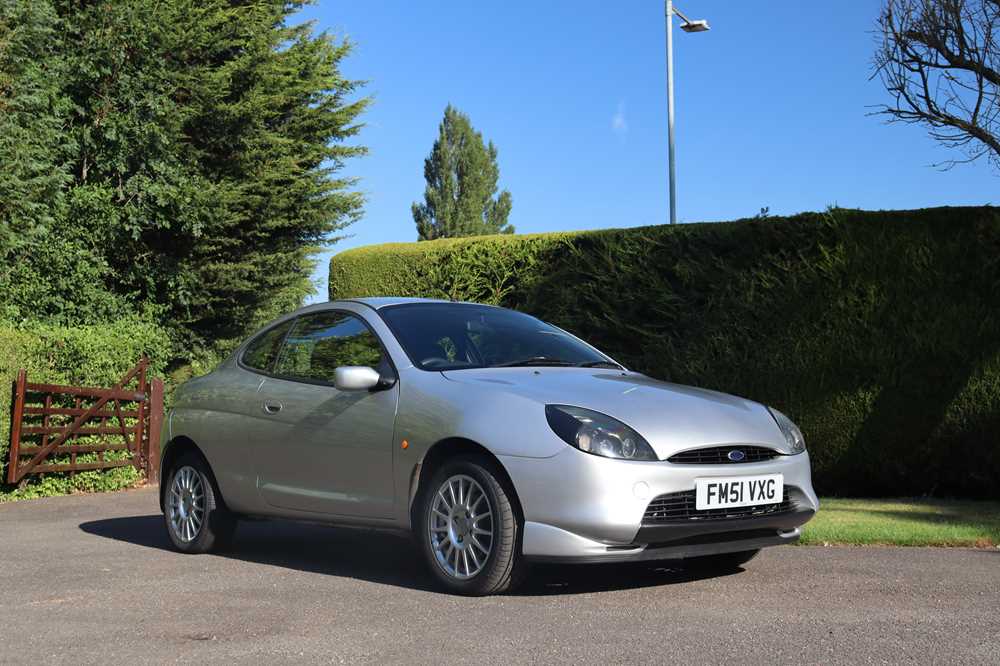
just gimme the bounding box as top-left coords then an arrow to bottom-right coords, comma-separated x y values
160,297 -> 817,595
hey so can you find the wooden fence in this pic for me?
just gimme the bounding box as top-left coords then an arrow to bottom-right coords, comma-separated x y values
6,358 -> 163,485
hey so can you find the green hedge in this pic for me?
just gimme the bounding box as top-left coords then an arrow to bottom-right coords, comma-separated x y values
0,318 -> 171,501
330,206 -> 1000,499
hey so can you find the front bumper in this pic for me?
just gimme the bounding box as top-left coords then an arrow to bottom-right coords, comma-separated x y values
499,447 -> 818,562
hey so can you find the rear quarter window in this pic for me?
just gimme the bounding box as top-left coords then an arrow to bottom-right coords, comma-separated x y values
241,319 -> 295,372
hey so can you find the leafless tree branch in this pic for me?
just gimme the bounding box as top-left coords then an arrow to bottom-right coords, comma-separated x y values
874,0 -> 1000,169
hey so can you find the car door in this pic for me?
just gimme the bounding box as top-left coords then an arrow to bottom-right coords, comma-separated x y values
195,316 -> 297,512
256,309 -> 398,518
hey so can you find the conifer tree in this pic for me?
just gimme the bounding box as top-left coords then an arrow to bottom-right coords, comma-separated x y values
0,0 -> 370,347
0,0 -> 70,250
58,0 -> 370,345
412,105 -> 513,240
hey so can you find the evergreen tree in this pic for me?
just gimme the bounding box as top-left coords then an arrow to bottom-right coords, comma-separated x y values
412,105 -> 513,240
0,0 -> 69,252
0,1 -> 370,347
0,0 -> 70,254
0,0 -> 123,323
56,0 -> 370,347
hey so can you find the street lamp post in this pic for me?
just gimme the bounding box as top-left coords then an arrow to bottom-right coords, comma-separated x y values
665,1 -> 709,225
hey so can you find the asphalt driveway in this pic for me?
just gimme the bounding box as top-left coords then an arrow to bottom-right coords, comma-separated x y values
1,487 -> 997,664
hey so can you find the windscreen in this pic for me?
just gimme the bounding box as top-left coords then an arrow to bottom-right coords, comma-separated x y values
379,303 -> 613,371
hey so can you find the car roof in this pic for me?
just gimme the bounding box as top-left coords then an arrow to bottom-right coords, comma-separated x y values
293,296 -> 488,315
346,296 -> 454,309
283,297 -> 511,323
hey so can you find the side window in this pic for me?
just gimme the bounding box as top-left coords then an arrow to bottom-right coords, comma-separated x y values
273,311 -> 385,383
241,319 -> 295,372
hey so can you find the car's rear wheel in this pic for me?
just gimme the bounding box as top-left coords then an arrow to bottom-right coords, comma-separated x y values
685,548 -> 760,571
417,456 -> 527,595
164,453 -> 236,554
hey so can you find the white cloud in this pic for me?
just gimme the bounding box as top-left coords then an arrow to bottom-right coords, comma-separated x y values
612,101 -> 628,136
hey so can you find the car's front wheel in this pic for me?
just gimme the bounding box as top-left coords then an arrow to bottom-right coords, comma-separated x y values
417,456 -> 527,595
164,453 -> 236,553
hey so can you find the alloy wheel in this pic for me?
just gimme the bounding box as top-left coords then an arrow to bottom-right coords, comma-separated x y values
427,474 -> 494,579
167,466 -> 206,543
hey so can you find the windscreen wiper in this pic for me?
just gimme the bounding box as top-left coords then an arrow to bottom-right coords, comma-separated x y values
577,360 -> 625,370
493,357 -> 576,367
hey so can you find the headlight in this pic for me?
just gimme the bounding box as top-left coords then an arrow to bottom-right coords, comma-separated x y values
545,405 -> 657,461
768,407 -> 805,454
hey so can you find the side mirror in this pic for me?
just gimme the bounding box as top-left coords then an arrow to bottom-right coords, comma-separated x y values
333,366 -> 382,391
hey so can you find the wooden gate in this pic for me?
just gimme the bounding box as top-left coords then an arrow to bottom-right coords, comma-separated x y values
6,358 -> 164,485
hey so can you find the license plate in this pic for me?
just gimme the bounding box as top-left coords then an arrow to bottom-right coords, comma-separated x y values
695,474 -> 784,511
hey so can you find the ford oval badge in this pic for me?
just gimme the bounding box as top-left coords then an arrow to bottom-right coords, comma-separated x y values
728,450 -> 746,462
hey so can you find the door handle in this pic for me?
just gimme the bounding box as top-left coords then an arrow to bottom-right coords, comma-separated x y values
262,401 -> 283,414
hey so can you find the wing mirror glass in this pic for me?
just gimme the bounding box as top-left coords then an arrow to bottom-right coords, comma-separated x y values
333,366 -> 382,391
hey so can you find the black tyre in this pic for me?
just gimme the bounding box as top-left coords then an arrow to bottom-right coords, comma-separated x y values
164,453 -> 236,554
417,456 -> 528,595
685,548 -> 760,571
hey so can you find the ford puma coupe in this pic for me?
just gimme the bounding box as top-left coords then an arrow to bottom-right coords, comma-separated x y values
160,298 -> 817,595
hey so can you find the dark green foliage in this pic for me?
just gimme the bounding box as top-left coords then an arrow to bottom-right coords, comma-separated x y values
412,105 -> 513,241
0,0 -> 103,323
60,0 -> 369,347
0,0 -> 369,350
0,0 -> 70,246
330,206 -> 1000,499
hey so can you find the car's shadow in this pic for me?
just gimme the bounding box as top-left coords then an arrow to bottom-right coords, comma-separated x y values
79,515 -> 741,596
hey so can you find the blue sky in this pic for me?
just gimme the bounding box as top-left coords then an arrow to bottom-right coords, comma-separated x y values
299,0 -> 996,302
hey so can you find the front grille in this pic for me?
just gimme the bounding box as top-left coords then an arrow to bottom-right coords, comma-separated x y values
667,445 -> 780,465
643,487 -> 794,524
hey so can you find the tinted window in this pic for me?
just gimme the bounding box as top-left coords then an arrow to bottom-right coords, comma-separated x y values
274,311 -> 385,382
379,303 -> 611,370
241,319 -> 295,372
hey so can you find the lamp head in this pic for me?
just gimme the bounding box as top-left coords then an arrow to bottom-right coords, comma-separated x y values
680,19 -> 710,33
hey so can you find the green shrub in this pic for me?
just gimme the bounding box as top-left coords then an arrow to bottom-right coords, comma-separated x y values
330,206 -> 1000,498
0,317 -> 171,501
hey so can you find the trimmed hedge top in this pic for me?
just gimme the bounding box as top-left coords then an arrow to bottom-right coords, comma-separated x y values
328,230 -> 585,303
330,207 -> 1000,498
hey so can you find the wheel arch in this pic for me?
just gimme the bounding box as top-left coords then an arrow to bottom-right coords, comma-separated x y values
408,437 -> 523,530
159,436 -> 226,514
